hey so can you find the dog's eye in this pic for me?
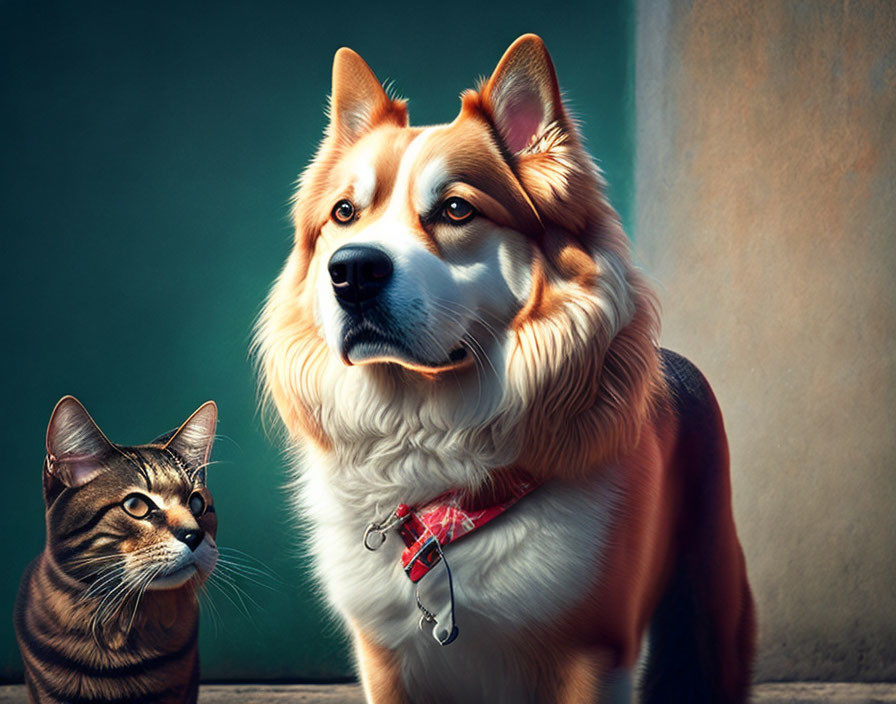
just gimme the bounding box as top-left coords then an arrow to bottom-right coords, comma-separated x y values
441,197 -> 476,224
331,199 -> 355,224
121,493 -> 155,519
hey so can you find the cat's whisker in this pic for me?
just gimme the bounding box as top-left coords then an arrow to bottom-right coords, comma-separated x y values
214,562 -> 280,594
213,557 -> 281,588
205,574 -> 254,620
82,566 -> 126,601
188,458 -> 226,483
210,432 -> 241,449
93,573 -> 137,624
95,561 -> 157,617
85,562 -> 149,601
214,560 -> 279,584
216,546 -> 279,573
96,570 -> 151,633
124,564 -> 167,635
216,548 -> 283,585
91,576 -> 132,642
210,568 -> 264,615
65,544 -> 157,571
197,583 -> 222,638
65,553 -> 121,568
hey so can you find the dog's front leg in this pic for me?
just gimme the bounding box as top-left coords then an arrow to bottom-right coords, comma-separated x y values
353,627 -> 408,704
549,649 -> 633,704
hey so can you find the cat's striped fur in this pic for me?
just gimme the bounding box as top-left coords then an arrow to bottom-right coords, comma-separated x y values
15,397 -> 219,704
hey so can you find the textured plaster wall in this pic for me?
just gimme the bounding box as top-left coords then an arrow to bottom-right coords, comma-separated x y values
635,1 -> 896,681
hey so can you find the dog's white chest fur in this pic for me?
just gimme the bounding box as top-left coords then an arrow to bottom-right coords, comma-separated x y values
299,449 -> 619,703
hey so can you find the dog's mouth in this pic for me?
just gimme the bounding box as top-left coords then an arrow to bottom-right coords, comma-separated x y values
341,322 -> 472,373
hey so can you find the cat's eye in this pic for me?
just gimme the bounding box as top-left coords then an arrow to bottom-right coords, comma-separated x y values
441,197 -> 476,224
121,493 -> 154,519
331,199 -> 355,224
188,492 -> 206,517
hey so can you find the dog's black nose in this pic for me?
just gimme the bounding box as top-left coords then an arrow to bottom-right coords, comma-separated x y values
174,528 -> 204,552
328,245 -> 394,310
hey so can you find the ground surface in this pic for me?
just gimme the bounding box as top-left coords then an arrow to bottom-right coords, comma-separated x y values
1,683 -> 895,702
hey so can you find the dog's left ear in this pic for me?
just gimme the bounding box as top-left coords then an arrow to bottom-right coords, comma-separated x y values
478,34 -> 566,154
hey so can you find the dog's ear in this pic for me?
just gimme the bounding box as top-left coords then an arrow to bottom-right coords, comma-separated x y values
467,34 -> 603,235
479,34 -> 566,154
329,48 -> 407,144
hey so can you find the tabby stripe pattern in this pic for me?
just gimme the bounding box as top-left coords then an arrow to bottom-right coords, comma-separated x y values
16,554 -> 200,704
17,402 -> 217,704
58,501 -> 121,540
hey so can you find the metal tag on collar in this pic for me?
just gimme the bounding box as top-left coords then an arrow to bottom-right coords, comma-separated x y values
363,504 -> 411,551
414,539 -> 458,646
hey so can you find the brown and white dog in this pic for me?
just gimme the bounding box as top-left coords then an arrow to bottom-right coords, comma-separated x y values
255,34 -> 755,703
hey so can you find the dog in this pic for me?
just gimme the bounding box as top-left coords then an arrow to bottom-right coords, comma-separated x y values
255,34 -> 755,703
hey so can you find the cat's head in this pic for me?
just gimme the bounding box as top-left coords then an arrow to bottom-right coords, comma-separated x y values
42,396 -> 218,592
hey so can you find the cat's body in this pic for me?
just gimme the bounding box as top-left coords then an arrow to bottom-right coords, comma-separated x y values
16,554 -> 201,704
14,397 -> 219,704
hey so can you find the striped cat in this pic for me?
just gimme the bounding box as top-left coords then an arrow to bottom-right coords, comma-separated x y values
15,396 -> 219,704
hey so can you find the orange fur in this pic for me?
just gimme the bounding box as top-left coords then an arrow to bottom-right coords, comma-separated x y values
255,33 -> 754,703
354,629 -> 408,704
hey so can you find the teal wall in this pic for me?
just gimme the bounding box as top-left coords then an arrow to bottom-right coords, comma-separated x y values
0,0 -> 634,681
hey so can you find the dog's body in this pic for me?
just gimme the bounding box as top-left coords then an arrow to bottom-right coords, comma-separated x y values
257,35 -> 754,703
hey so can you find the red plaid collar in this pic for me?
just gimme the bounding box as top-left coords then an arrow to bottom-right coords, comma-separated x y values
364,468 -> 540,582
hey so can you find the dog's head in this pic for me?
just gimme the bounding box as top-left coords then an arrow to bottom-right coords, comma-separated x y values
257,35 -> 660,477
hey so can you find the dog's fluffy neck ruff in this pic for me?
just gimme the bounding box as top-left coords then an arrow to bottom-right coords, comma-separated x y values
297,350 -> 525,512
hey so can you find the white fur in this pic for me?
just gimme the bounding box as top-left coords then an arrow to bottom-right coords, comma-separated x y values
413,154 -> 448,216
497,238 -> 533,305
297,441 -> 620,703
138,533 -> 217,591
258,103 -> 643,701
287,254 -> 634,700
384,129 -> 434,220
266,225 -> 636,697
352,158 -> 377,210
314,128 -> 533,370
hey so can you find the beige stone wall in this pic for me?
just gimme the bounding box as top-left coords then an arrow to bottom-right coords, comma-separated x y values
634,1 -> 896,681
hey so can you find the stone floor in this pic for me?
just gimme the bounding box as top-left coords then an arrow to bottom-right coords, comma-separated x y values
1,682 -> 895,702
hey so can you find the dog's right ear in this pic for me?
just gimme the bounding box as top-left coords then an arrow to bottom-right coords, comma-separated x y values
329,48 -> 407,144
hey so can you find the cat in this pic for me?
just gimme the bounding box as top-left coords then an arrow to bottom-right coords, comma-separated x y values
14,396 -> 219,704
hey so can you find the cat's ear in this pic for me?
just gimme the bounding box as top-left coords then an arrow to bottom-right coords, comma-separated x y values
164,401 -> 217,483
46,396 -> 117,488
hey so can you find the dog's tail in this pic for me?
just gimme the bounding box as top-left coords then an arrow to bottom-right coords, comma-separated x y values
640,350 -> 755,704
